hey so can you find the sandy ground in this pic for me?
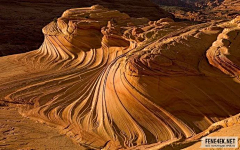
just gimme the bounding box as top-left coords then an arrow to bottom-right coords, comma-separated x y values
0,104 -> 83,150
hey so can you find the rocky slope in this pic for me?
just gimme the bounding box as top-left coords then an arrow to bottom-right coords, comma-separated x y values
0,0 -> 171,56
154,0 -> 240,22
1,5 -> 240,149
152,0 -> 224,8
213,0 -> 240,17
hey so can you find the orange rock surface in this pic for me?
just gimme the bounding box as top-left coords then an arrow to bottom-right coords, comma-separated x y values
0,0 -> 172,56
1,5 -> 240,149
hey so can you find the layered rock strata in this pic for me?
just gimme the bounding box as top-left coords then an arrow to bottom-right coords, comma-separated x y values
1,5 -> 240,149
0,0 -> 172,56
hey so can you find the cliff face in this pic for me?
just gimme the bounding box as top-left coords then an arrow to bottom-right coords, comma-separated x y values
1,5 -> 240,149
0,0 -> 171,56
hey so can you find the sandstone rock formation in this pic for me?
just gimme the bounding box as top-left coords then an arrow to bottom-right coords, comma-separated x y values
1,5 -> 240,150
0,0 -> 171,56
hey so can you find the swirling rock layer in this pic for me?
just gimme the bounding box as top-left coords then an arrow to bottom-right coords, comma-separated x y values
1,6 -> 240,149
0,0 -> 171,56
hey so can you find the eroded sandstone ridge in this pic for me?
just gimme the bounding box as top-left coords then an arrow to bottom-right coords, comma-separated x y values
0,0 -> 172,56
1,5 -> 240,149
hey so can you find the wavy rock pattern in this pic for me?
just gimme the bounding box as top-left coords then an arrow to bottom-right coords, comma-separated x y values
0,0 -> 172,56
0,5 -> 240,149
